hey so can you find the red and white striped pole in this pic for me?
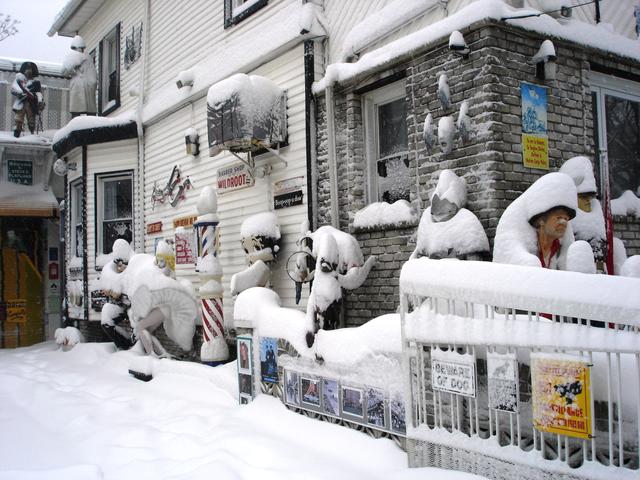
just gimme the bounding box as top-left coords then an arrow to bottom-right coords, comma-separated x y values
195,186 -> 228,365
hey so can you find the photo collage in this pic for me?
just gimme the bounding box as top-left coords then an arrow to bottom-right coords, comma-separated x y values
237,336 -> 254,405
283,368 -> 406,435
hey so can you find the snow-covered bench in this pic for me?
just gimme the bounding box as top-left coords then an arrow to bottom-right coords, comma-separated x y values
400,258 -> 640,480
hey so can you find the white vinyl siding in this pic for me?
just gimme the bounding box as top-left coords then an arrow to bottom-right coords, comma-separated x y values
143,44 -> 308,326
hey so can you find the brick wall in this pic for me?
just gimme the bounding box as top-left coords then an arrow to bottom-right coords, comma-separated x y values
315,20 -> 640,326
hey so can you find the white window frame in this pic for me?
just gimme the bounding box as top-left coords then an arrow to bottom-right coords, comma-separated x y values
589,71 -> 640,197
70,180 -> 83,259
362,80 -> 409,204
96,172 -> 133,256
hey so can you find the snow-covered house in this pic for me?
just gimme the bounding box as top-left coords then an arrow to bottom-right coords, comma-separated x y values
48,0 -> 326,348
312,0 -> 640,326
0,58 -> 70,348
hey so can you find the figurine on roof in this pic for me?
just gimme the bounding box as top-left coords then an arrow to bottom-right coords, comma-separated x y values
62,35 -> 97,117
11,61 -> 44,137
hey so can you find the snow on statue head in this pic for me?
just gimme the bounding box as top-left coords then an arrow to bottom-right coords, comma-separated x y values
493,172 -> 578,270
230,212 -> 281,296
112,238 -> 132,273
559,156 -> 607,271
155,240 -> 176,278
300,225 -> 377,348
412,170 -> 489,260
70,35 -> 86,52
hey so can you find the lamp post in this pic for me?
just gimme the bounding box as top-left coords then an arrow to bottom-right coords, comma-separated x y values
194,186 -> 228,365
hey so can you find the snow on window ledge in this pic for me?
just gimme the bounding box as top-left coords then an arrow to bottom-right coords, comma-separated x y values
352,200 -> 418,232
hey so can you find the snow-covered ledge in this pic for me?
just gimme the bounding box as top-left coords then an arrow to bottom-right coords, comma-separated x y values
352,200 -> 418,232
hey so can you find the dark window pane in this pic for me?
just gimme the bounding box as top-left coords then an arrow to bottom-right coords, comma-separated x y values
377,154 -> 411,203
102,220 -> 132,254
605,95 -> 640,198
378,98 -> 407,159
104,178 -> 132,220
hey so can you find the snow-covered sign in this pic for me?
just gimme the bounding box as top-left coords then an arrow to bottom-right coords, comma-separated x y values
174,228 -> 196,265
431,349 -> 476,398
487,352 -> 519,413
531,353 -> 592,440
217,163 -> 254,194
521,83 -> 549,170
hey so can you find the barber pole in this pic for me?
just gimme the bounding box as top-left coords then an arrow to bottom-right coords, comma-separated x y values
194,186 -> 229,365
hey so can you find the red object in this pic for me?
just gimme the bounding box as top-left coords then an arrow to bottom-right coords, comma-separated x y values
48,262 -> 59,279
538,239 -> 560,269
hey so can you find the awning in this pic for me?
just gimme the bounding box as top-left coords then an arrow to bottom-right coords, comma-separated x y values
52,119 -> 138,157
0,181 -> 59,217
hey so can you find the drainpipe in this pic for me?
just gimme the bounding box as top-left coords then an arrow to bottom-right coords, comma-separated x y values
135,0 -> 151,252
304,40 -> 315,230
325,84 -> 339,228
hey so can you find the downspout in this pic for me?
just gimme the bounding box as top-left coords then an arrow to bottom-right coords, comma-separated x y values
82,146 -> 88,323
135,0 -> 151,253
304,40 -> 316,230
325,83 -> 339,228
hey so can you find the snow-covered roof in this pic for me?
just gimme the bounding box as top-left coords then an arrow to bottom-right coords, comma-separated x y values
315,0 -> 640,92
0,57 -> 65,77
0,131 -> 54,148
52,114 -> 137,157
48,0 -> 105,38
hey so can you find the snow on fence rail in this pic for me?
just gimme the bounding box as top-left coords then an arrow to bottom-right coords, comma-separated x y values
400,258 -> 640,480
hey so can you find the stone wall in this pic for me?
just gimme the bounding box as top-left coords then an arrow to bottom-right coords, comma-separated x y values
315,20 -> 640,326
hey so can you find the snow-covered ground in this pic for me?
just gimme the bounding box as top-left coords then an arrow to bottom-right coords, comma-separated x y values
0,342 -> 483,480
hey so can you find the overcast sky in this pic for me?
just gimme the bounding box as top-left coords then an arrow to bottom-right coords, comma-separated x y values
0,0 -> 71,64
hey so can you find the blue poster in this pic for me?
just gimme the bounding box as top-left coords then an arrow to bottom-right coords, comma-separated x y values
260,337 -> 278,384
521,83 -> 547,135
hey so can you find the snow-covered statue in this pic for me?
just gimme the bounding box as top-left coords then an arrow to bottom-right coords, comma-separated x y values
410,169 -> 489,260
155,239 -> 176,278
493,172 -> 577,270
11,61 -> 44,137
300,225 -> 376,347
62,35 -> 97,117
99,239 -> 135,350
230,212 -> 281,295
559,156 -> 607,272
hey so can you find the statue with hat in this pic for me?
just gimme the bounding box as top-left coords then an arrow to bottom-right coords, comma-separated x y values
62,35 -> 97,117
11,61 -> 44,137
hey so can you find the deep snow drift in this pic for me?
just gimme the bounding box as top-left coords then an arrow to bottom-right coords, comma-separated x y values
0,342 -> 482,480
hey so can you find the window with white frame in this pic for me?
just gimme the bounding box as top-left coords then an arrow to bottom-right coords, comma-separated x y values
224,0 -> 268,28
97,173 -> 133,255
71,181 -> 84,258
363,81 -> 410,204
98,24 -> 120,115
590,72 -> 640,199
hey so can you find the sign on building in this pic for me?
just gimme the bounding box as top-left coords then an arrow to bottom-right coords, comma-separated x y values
217,163 -> 254,194
431,349 -> 476,398
521,83 -> 549,170
531,354 -> 592,440
273,176 -> 304,210
6,299 -> 27,323
174,228 -> 196,265
487,352 -> 519,413
7,160 -> 33,185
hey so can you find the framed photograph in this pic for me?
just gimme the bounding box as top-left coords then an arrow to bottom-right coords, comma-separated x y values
239,373 -> 253,396
322,378 -> 339,417
301,376 -> 321,407
389,394 -> 406,434
285,370 -> 300,406
341,386 -> 364,419
237,336 -> 253,375
239,393 -> 252,405
366,387 -> 386,428
260,337 -> 278,384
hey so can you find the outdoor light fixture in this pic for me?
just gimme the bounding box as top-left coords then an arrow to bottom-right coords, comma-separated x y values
176,69 -> 194,89
53,158 -> 77,176
185,127 -> 200,156
531,39 -> 557,81
448,30 -> 470,58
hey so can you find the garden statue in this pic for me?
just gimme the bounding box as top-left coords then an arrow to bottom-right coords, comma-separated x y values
62,35 -> 97,116
493,172 -> 577,270
559,156 -> 607,272
296,225 -> 376,347
410,169 -> 489,261
99,239 -> 135,350
230,212 -> 281,295
11,61 -> 44,137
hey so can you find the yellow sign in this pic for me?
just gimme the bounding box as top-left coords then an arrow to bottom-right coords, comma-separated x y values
531,355 -> 592,439
6,299 -> 27,324
522,134 -> 549,170
173,215 -> 198,229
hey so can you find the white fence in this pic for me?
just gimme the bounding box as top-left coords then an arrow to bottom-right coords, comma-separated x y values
400,258 -> 640,480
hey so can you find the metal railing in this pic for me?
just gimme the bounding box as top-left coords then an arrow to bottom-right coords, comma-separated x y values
400,258 -> 640,479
